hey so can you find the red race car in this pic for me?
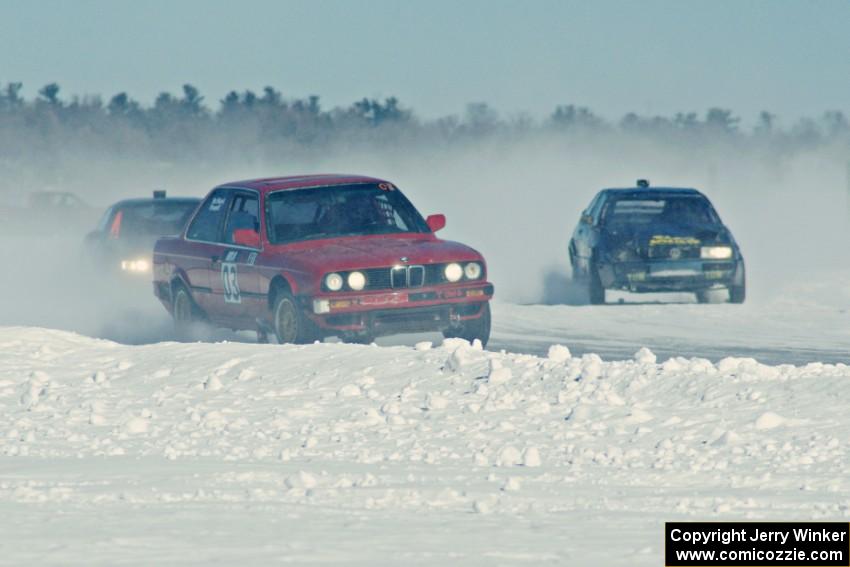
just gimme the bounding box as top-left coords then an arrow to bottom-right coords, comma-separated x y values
153,174 -> 494,345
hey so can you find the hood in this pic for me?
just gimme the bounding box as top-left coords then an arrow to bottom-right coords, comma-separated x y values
268,234 -> 483,271
604,222 -> 733,253
609,221 -> 729,242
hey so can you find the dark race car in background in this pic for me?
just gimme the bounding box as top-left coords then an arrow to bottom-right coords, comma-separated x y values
84,191 -> 200,283
153,174 -> 494,345
569,180 -> 745,304
0,190 -> 100,237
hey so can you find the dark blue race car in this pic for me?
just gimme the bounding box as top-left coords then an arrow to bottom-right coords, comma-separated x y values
569,180 -> 745,304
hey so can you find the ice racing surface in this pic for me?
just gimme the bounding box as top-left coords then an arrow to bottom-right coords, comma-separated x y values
2,301 -> 850,565
2,228 -> 850,564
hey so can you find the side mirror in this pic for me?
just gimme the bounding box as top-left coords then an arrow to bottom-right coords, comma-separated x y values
84,230 -> 102,243
233,228 -> 261,248
581,214 -> 594,225
426,214 -> 446,232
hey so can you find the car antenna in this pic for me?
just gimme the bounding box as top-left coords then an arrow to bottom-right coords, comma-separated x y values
636,179 -> 649,188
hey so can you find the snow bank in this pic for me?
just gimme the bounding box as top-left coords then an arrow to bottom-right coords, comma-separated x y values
1,327 -> 849,565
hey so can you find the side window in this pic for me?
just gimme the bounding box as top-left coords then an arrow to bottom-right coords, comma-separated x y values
187,189 -> 230,242
224,192 -> 260,244
583,194 -> 599,216
95,206 -> 115,232
590,193 -> 607,224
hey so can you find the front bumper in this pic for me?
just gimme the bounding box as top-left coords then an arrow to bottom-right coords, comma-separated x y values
305,281 -> 494,336
600,259 -> 743,293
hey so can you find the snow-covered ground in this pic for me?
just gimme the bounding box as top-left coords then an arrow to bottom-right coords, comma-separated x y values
2,325 -> 849,565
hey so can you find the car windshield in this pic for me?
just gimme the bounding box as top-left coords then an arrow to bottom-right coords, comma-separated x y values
115,200 -> 200,238
265,183 -> 430,244
602,195 -> 719,226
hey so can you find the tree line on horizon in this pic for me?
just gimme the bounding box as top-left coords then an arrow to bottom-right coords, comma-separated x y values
1,81 -> 848,163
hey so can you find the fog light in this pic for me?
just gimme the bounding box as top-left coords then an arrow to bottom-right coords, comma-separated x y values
444,263 -> 463,282
700,246 -> 733,260
313,299 -> 330,314
120,258 -> 150,273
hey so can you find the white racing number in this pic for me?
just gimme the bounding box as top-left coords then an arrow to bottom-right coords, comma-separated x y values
221,260 -> 241,304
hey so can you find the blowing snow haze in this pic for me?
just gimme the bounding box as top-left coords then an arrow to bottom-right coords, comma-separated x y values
0,85 -> 848,331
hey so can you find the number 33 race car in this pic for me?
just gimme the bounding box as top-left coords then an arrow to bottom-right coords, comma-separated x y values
153,175 -> 494,345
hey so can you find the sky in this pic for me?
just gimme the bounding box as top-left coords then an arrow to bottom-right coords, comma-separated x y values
1,0 -> 848,122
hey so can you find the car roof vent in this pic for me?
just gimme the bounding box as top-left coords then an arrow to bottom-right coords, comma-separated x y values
153,190 -> 166,199
636,179 -> 650,188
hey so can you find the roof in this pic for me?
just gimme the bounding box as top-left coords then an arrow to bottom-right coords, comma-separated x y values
603,186 -> 703,197
112,196 -> 201,208
218,174 -> 389,193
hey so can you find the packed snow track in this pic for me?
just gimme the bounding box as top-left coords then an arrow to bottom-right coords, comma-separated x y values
2,327 -> 849,565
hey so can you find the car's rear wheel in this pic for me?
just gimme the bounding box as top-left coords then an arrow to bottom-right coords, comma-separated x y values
443,302 -> 491,347
172,284 -> 203,341
272,289 -> 319,344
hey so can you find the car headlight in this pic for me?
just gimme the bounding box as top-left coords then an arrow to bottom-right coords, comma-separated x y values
700,246 -> 733,260
464,262 -> 482,280
347,271 -> 366,291
444,262 -> 463,282
325,272 -> 344,291
120,258 -> 150,273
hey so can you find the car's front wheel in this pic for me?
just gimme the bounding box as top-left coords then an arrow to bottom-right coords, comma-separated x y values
272,289 -> 319,344
696,288 -> 726,304
728,281 -> 746,304
588,265 -> 605,305
343,333 -> 374,345
443,302 -> 491,347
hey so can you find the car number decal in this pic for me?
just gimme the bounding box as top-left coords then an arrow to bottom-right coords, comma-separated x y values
221,262 -> 241,304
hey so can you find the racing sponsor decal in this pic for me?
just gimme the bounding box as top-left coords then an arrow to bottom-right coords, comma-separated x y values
246,252 -> 257,265
224,250 -> 239,262
378,182 -> 396,191
359,292 -> 408,306
650,235 -> 701,246
221,262 -> 241,304
209,196 -> 227,212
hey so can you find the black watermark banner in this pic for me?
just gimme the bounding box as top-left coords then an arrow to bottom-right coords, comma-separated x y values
666,522 -> 850,566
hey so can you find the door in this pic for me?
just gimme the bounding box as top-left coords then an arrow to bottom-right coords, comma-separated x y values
208,190 -> 263,326
572,193 -> 603,274
184,188 -> 231,317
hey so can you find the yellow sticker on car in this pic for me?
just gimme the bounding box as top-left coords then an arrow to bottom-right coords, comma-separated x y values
649,235 -> 701,246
